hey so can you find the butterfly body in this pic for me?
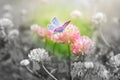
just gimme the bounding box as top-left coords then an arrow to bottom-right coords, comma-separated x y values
48,17 -> 70,33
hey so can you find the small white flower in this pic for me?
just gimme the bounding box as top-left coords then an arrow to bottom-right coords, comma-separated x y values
0,18 -> 14,28
92,12 -> 107,25
112,17 -> 120,24
28,48 -> 50,62
21,9 -> 27,16
109,54 -> 120,67
84,61 -> 94,69
20,59 -> 30,66
99,69 -> 109,79
70,10 -> 83,19
30,24 -> 39,31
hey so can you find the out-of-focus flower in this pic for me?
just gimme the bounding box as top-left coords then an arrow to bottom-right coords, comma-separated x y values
20,59 -> 30,66
28,48 -> 50,62
72,36 -> 94,56
72,62 -> 109,80
84,61 -> 94,69
91,12 -> 107,25
31,24 -> 52,39
3,4 -> 12,12
21,9 -> 27,16
0,18 -> 14,28
109,54 -> 120,67
51,24 -> 80,44
70,10 -> 83,19
8,29 -> 19,39
112,17 -> 120,24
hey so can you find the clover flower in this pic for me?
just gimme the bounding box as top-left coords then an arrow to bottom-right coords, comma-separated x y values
109,54 -> 120,67
0,18 -> 14,28
28,48 -> 50,62
20,59 -> 30,66
70,10 -> 83,19
31,24 -> 52,39
51,24 -> 80,44
72,62 -> 109,80
72,36 -> 94,56
84,61 -> 94,69
91,12 -> 107,25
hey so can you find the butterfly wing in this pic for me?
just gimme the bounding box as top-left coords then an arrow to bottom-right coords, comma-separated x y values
54,20 -> 70,32
52,17 -> 60,26
54,26 -> 64,32
48,24 -> 56,32
62,20 -> 70,29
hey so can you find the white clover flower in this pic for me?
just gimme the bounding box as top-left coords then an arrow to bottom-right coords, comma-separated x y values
0,18 -> 14,28
30,24 -> 39,31
21,9 -> 27,16
20,59 -> 30,66
98,68 -> 109,79
70,10 -> 83,19
84,61 -> 94,69
109,54 -> 120,67
28,48 -> 50,62
112,17 -> 120,24
92,12 -> 107,25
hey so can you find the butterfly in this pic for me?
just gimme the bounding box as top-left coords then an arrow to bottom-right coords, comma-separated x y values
48,17 -> 70,33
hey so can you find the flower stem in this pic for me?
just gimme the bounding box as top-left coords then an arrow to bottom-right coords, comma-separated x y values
53,42 -> 56,55
42,64 -> 58,80
25,66 -> 45,80
44,38 -> 47,49
98,25 -> 110,47
67,44 -> 72,80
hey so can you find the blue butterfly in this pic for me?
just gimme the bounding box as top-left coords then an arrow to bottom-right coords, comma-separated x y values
48,17 -> 70,33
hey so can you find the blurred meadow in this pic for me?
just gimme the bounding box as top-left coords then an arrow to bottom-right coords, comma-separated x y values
1,0 -> 120,80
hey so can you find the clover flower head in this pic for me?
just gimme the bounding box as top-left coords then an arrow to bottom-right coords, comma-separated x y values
72,62 -> 109,80
28,48 -> 50,62
31,24 -> 52,39
21,9 -> 27,16
20,59 -> 30,66
109,54 -> 120,67
0,18 -> 14,28
72,36 -> 94,56
92,12 -> 107,25
84,61 -> 94,69
70,10 -> 83,19
52,24 -> 80,44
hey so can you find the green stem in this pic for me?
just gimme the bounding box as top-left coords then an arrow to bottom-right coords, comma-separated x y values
52,42 -> 56,55
44,38 -> 47,49
67,44 -> 72,80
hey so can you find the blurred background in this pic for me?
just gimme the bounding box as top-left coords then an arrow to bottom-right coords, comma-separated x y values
0,0 -> 120,80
